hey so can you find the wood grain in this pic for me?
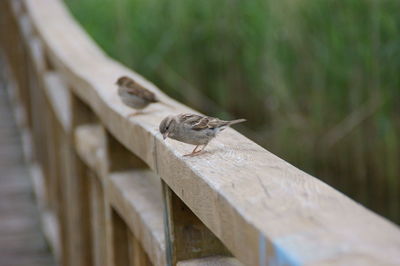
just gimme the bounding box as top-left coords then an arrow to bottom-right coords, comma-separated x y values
177,256 -> 243,266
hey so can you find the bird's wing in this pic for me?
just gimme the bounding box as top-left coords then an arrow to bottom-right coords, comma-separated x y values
125,81 -> 158,102
179,113 -> 224,130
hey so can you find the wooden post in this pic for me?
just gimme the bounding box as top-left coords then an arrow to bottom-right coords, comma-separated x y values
162,181 -> 231,265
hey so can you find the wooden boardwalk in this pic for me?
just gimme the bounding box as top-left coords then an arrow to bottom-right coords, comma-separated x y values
0,81 -> 55,266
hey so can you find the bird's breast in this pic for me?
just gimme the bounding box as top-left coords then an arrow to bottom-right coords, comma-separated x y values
118,88 -> 149,110
169,126 -> 216,145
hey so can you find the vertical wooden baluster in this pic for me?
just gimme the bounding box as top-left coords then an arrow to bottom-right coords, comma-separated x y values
162,181 -> 231,265
127,231 -> 152,266
0,0 -> 32,128
105,131 -> 148,266
112,210 -> 130,266
38,65 -> 72,265
90,169 -> 107,266
33,72 -> 52,210
64,95 -> 95,266
58,124 -> 71,266
44,95 -> 58,214
105,194 -> 114,266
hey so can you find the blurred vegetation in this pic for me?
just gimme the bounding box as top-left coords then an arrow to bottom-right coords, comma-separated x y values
65,0 -> 400,223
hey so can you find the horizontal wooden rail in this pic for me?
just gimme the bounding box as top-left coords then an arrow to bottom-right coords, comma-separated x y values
1,0 -> 400,265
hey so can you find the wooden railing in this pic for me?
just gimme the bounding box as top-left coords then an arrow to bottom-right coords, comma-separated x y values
1,0 -> 400,265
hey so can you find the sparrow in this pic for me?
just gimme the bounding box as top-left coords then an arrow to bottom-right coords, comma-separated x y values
159,113 -> 246,156
116,76 -> 167,117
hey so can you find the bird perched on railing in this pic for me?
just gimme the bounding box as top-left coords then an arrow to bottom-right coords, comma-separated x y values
116,76 -> 169,117
159,113 -> 246,156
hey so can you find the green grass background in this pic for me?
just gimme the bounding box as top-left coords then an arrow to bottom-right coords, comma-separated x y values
65,0 -> 400,223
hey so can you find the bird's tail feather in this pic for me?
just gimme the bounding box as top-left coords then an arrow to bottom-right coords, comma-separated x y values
227,118 -> 246,126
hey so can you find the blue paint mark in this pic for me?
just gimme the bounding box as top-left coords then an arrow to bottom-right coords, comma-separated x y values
270,240 -> 302,266
258,233 -> 303,266
259,234 -> 267,266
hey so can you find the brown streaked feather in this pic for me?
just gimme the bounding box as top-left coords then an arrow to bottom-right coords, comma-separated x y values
178,113 -> 203,124
126,85 -> 158,103
178,113 -> 245,131
178,114 -> 223,130
192,116 -> 212,130
206,118 -> 231,128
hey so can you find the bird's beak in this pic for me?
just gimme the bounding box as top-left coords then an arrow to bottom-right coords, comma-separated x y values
162,132 -> 169,140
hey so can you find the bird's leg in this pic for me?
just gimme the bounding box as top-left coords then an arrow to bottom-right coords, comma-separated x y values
184,145 -> 201,157
198,143 -> 208,152
184,143 -> 210,157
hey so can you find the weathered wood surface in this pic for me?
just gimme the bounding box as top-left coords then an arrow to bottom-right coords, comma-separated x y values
109,171 -> 165,266
177,257 -> 243,266
0,75 -> 56,266
2,0 -> 400,265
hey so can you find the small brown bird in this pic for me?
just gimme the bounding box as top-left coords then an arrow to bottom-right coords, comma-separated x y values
116,76 -> 163,117
159,113 -> 246,156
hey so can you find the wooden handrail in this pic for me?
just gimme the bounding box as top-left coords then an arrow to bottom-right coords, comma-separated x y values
1,0 -> 399,265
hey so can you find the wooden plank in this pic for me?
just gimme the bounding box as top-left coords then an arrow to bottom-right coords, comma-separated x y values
52,119 -> 71,266
177,256 -> 243,266
105,195 -> 115,266
27,37 -> 46,74
56,128 -> 73,266
43,71 -> 71,132
22,0 -> 400,265
30,163 -> 47,213
89,170 -> 108,266
127,231 -> 152,266
18,14 -> 34,41
29,164 -> 62,260
162,181 -> 231,265
73,123 -> 117,266
7,2 -> 33,129
74,124 -> 107,178
62,148 -> 93,266
42,96 -> 59,215
75,123 -> 157,266
42,211 -> 61,258
111,209 -> 130,266
10,0 -> 24,16
58,94 -> 95,266
109,171 -> 166,266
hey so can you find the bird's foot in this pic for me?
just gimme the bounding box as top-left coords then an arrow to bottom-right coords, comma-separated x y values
183,150 -> 203,157
184,145 -> 205,157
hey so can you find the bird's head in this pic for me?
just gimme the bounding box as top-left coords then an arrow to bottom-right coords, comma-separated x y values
159,115 -> 176,140
115,76 -> 134,87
